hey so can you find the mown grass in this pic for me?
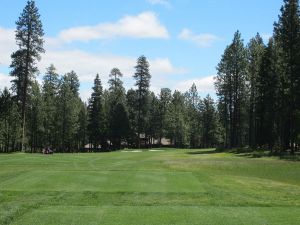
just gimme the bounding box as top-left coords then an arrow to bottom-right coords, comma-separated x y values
0,149 -> 300,225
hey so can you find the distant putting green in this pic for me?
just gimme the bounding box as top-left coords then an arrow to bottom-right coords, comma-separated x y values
0,149 -> 300,225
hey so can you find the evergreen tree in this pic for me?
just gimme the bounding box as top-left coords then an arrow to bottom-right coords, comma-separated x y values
256,39 -> 280,151
77,101 -> 88,152
147,92 -> 161,147
28,81 -> 44,152
168,91 -> 189,147
133,55 -> 151,148
107,68 -> 129,150
88,74 -> 105,151
0,88 -> 21,152
186,83 -> 201,148
64,70 -> 80,96
10,0 -> 44,151
108,68 -> 123,90
157,88 -> 172,146
57,72 -> 81,152
200,95 -> 219,148
274,0 -> 300,152
42,64 -> 59,148
247,33 -> 265,148
188,83 -> 199,107
215,31 -> 248,148
126,89 -> 139,147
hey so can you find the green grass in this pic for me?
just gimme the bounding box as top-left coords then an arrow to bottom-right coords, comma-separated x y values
0,149 -> 300,225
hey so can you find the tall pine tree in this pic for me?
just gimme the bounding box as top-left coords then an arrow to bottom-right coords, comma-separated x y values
88,74 -> 105,151
57,72 -> 81,152
133,55 -> 151,148
10,0 -> 44,151
215,31 -> 248,148
247,33 -> 265,148
108,68 -> 129,150
256,38 -> 280,151
42,64 -> 59,149
274,0 -> 300,152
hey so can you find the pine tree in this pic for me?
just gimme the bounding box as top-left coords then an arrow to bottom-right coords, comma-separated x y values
157,88 -> 172,146
215,31 -> 248,148
0,88 -> 21,152
147,92 -> 161,147
256,38 -> 280,151
107,68 -> 129,150
274,0 -> 300,152
108,68 -> 123,90
247,33 -> 265,149
42,64 -> 59,148
77,101 -> 88,152
188,83 -> 199,107
200,95 -> 218,148
186,83 -> 200,148
126,89 -> 139,146
64,71 -> 80,96
168,91 -> 189,148
133,55 -> 151,148
57,72 -> 81,152
28,81 -> 44,152
88,74 -> 105,151
10,0 -> 44,151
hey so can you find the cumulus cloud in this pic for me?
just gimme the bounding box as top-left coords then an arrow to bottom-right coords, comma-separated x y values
174,75 -> 215,93
150,58 -> 186,75
146,0 -> 172,9
0,27 -> 16,65
0,22 -> 189,102
37,50 -> 184,82
0,73 -> 12,90
178,28 -> 220,48
59,11 -> 169,42
36,50 -> 186,102
0,24 -> 184,101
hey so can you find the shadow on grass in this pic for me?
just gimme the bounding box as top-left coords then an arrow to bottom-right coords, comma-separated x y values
187,149 -> 219,155
235,152 -> 268,159
235,150 -> 300,161
279,154 -> 300,162
186,147 -> 300,161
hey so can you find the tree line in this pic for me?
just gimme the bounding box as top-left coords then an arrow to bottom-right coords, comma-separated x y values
0,0 -> 299,153
0,1 -> 219,152
215,0 -> 300,154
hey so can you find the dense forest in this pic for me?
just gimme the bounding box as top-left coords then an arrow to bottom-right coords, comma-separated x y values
0,0 -> 299,153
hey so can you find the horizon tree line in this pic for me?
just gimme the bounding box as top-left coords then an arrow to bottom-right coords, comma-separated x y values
0,0 -> 299,153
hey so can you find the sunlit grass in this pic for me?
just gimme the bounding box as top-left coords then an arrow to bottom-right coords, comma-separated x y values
0,149 -> 300,225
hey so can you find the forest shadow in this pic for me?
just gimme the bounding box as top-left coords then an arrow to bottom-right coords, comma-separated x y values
235,151 -> 300,161
186,147 -> 300,161
187,149 -> 219,155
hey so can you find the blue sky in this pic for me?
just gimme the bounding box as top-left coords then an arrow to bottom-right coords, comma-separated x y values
0,0 -> 283,100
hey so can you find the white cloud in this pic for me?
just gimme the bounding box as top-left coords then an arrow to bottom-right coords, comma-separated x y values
146,0 -> 172,9
59,11 -> 169,42
79,89 -> 92,103
150,58 -> 187,75
0,27 -> 16,65
0,26 -> 184,102
39,50 -> 135,82
174,75 -> 215,93
37,50 -> 185,82
178,28 -> 220,48
37,50 -> 186,102
0,26 -> 188,102
0,73 -> 12,90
